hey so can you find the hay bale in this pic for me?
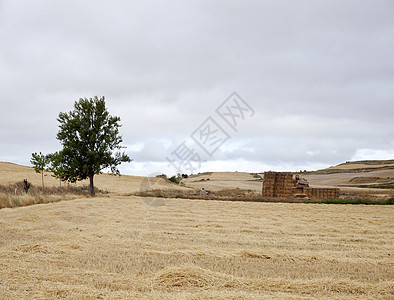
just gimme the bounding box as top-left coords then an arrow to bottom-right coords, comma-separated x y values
263,172 -> 295,198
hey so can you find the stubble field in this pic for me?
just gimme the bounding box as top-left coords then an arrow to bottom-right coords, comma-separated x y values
1,195 -> 393,299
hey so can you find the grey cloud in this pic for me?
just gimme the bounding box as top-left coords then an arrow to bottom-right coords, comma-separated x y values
0,0 -> 393,173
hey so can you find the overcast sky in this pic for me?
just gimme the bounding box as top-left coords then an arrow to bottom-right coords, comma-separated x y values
1,0 -> 393,176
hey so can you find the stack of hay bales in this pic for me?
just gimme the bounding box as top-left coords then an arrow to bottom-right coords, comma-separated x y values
262,172 -> 275,197
262,172 -> 295,198
263,171 -> 340,200
291,186 -> 306,196
305,188 -> 339,199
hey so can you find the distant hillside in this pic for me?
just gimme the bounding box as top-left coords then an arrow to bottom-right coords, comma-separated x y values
183,172 -> 261,191
0,162 -> 186,194
315,160 -> 394,174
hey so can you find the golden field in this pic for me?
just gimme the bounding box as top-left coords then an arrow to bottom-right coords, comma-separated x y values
2,161 -> 393,196
1,196 -> 393,299
319,160 -> 394,172
0,162 -> 187,195
0,161 -> 393,299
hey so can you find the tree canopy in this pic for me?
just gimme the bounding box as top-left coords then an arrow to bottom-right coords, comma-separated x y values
30,152 -> 50,192
47,151 -> 66,188
56,96 -> 131,195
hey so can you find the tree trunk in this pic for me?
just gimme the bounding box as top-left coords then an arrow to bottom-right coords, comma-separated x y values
41,170 -> 44,192
89,173 -> 95,196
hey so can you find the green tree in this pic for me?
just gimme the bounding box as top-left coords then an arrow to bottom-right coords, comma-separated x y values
30,152 -> 50,192
47,151 -> 66,189
169,173 -> 182,184
56,96 -> 131,196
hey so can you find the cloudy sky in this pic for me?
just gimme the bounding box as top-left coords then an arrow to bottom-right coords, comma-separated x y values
1,0 -> 393,176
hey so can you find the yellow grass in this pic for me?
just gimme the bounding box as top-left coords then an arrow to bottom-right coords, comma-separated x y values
0,192 -> 78,209
1,162 -> 393,298
0,196 -> 393,299
304,169 -> 394,188
324,163 -> 394,170
184,170 -> 394,199
0,162 -> 187,195
318,160 -> 394,171
2,161 -> 393,195
184,172 -> 263,192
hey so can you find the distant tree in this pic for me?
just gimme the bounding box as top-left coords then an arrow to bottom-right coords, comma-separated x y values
56,96 -> 131,196
30,152 -> 50,192
169,173 -> 182,184
47,151 -> 66,189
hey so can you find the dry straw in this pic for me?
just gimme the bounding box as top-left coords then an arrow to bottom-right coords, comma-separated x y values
0,196 -> 392,298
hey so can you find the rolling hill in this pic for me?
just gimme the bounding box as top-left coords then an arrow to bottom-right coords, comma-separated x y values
316,159 -> 394,173
1,159 -> 394,195
0,162 -> 186,194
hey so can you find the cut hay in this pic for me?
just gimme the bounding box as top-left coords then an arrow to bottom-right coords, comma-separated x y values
0,196 -> 392,298
239,250 -> 271,259
153,264 -> 244,289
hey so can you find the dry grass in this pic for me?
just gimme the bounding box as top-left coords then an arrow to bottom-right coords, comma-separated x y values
134,188 -> 263,202
321,160 -> 394,171
304,169 -> 394,188
0,196 -> 393,299
3,161 -> 394,195
184,170 -> 394,198
135,188 -> 394,204
0,162 -> 187,195
0,192 -> 75,209
325,163 -> 394,170
184,172 -> 261,192
0,182 -> 90,209
0,162 -> 393,298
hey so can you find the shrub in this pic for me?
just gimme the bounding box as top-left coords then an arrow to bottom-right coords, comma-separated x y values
321,198 -> 394,205
169,173 -> 183,185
